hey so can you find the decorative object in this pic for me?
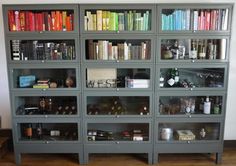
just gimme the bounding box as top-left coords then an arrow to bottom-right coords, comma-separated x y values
161,128 -> 173,141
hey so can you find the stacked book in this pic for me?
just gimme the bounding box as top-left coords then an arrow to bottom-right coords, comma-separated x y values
86,40 -> 151,60
84,10 -> 151,31
8,10 -> 74,31
33,79 -> 50,89
162,8 -> 229,31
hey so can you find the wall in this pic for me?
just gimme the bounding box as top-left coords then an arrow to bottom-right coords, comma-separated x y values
0,0 -> 235,139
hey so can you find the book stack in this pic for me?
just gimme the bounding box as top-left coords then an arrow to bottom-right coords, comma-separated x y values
11,40 -> 75,61
84,10 -> 151,31
8,10 -> 74,31
162,8 -> 229,31
33,79 -> 50,89
87,40 -> 151,60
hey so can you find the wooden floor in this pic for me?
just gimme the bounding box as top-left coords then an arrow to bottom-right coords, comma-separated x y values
0,147 -> 236,166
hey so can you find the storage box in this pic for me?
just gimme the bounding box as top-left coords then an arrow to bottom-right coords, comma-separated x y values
0,137 -> 9,158
176,130 -> 195,141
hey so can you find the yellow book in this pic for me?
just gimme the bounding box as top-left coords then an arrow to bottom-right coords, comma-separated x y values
102,11 -> 107,30
62,11 -> 67,31
106,11 -> 110,30
96,10 -> 103,31
93,14 -> 97,31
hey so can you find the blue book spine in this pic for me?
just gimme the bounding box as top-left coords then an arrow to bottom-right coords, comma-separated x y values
161,14 -> 165,30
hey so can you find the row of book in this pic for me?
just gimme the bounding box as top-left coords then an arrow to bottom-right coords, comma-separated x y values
11,40 -> 76,61
8,10 -> 74,32
162,9 -> 228,31
86,40 -> 151,60
85,10 -> 151,31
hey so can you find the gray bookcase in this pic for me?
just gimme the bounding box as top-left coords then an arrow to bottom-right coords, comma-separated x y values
154,3 -> 233,164
3,4 -> 83,165
3,3 -> 233,165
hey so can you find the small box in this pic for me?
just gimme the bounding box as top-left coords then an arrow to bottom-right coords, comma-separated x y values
176,130 -> 195,141
19,75 -> 36,88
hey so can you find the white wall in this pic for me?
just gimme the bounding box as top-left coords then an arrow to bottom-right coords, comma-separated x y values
0,0 -> 235,139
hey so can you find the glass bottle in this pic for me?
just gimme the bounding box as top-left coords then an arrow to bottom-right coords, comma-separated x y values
39,97 -> 46,114
36,123 -> 43,139
174,68 -> 179,87
159,72 -> 164,88
167,68 -> 175,87
25,123 -> 33,139
190,39 -> 197,59
48,98 -> 53,114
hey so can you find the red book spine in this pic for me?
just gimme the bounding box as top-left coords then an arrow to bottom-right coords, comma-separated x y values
19,11 -> 25,31
44,12 -> 48,31
25,11 -> 30,31
8,10 -> 16,31
200,10 -> 205,30
212,10 -> 216,30
15,10 -> 20,31
48,14 -> 52,31
51,11 -> 56,31
205,11 -> 210,30
29,12 -> 35,31
39,13 -> 43,31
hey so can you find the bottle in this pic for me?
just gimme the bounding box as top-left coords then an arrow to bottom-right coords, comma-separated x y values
48,98 -> 53,114
174,68 -> 179,87
190,40 -> 197,59
36,123 -> 43,139
213,96 -> 220,114
25,123 -> 33,139
199,98 -> 204,112
203,97 -> 211,114
198,40 -> 206,59
167,69 -> 175,87
159,72 -> 164,88
39,97 -> 46,114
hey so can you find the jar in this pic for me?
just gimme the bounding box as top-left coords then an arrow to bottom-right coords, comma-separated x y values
161,128 -> 173,141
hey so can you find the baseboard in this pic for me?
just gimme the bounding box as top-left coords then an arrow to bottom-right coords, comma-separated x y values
224,140 -> 236,148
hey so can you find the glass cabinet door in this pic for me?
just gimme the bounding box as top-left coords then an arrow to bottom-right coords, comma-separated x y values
9,39 -> 76,61
15,96 -> 78,116
84,39 -> 151,61
159,95 -> 224,115
12,68 -> 77,89
160,38 -> 227,61
158,122 -> 220,141
87,123 -> 149,142
18,123 -> 78,142
159,67 -> 225,89
85,68 -> 151,89
86,95 -> 150,116
160,7 -> 230,32
83,8 -> 152,32
7,9 -> 75,32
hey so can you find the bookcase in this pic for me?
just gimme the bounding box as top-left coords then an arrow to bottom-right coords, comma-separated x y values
80,4 -> 156,164
3,4 -> 83,165
3,3 -> 233,165
154,4 -> 233,164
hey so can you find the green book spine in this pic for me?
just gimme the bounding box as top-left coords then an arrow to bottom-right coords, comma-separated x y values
124,11 -> 128,31
115,12 -> 119,31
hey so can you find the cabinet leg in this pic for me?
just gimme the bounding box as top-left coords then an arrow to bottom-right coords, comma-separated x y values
15,152 -> 21,166
148,153 -> 153,165
153,153 -> 158,164
78,153 -> 84,164
83,153 -> 89,164
216,153 -> 222,164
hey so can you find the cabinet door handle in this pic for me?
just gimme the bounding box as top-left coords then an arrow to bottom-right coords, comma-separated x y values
116,115 -> 120,118
45,141 -> 49,144
45,115 -> 48,118
187,141 -> 191,144
116,141 -> 120,144
116,88 -> 119,91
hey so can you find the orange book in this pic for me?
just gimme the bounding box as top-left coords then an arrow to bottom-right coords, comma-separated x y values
59,12 -> 63,31
56,11 -> 60,31
66,16 -> 71,31
19,11 -> 25,31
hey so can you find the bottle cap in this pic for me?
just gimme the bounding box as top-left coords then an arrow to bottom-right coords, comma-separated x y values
206,97 -> 209,102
